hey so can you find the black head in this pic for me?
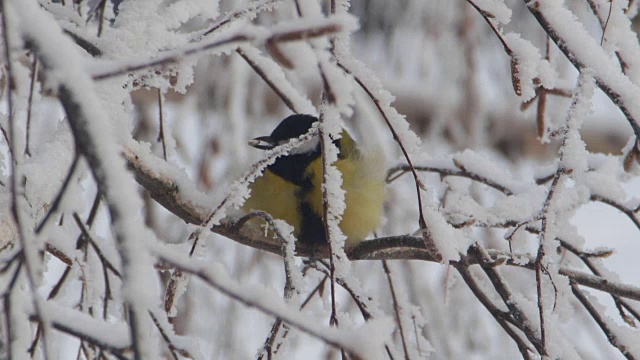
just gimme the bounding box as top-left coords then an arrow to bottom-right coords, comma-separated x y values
249,114 -> 320,186
270,114 -> 318,143
249,114 -> 318,150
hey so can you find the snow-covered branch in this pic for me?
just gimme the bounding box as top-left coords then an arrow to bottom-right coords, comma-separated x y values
2,0 -> 640,358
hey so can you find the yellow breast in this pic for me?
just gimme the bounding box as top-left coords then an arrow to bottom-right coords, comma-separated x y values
305,148 -> 385,248
243,169 -> 302,238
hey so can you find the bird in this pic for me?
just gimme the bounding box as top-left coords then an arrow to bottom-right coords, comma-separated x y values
243,114 -> 385,249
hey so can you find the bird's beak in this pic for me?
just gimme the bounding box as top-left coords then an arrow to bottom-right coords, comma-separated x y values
248,136 -> 275,150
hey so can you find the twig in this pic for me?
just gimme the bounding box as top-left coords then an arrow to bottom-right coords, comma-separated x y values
586,0 -> 628,74
62,29 -> 103,57
560,239 -> 640,325
235,211 -> 303,358
86,192 -> 102,227
600,0 -> 614,45
25,55 -> 37,157
472,245 -> 544,353
258,275 -> 328,359
47,266 -> 72,300
28,324 -> 43,357
453,260 -> 534,359
465,0 -> 524,96
570,282 -> 636,359
236,47 -> 299,114
35,152 -> 80,234
156,89 -> 167,161
591,194 -> 640,231
35,317 -> 128,360
94,34 -> 249,81
198,0 -> 282,39
45,243 -> 73,266
306,259 -> 397,359
382,260 -> 410,360
535,169 -> 563,355
149,311 -> 191,360
387,164 -> 513,195
155,253 -> 364,358
72,213 -> 122,278
310,260 -> 373,321
97,0 -> 107,38
2,257 -> 23,360
73,208 -> 121,337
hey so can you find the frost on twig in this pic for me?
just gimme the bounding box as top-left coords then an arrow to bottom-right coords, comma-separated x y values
4,0 -> 640,358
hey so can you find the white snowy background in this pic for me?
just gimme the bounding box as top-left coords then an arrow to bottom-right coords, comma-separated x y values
1,0 -> 640,359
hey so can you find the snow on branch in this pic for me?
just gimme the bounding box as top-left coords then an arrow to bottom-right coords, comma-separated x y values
527,0 -> 640,139
12,0 -> 162,357
123,145 -> 640,303
91,14 -> 358,81
4,0 -> 640,358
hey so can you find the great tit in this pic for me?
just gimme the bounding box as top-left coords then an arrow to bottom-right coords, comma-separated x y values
243,114 -> 385,248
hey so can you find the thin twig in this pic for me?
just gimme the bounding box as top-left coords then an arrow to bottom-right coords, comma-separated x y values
156,253 -> 364,358
387,164 -> 513,195
72,213 -> 122,278
198,0 -> 282,39
47,266 -> 72,300
465,0 -> 526,96
571,282 -> 636,360
310,260 -> 373,321
453,259 -> 534,359
34,316 -> 128,360
97,0 -> 107,38
45,243 -> 73,266
535,169 -> 563,355
62,29 -> 103,57
94,34 -> 249,81
382,260 -> 410,360
35,152 -> 80,234
236,47 -> 299,113
560,239 -> 640,326
591,194 -> 640,231
149,311 -> 192,360
2,258 -> 23,360
86,192 -> 102,227
258,275 -> 328,359
156,89 -> 167,161
472,245 -> 544,353
25,55 -> 37,157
